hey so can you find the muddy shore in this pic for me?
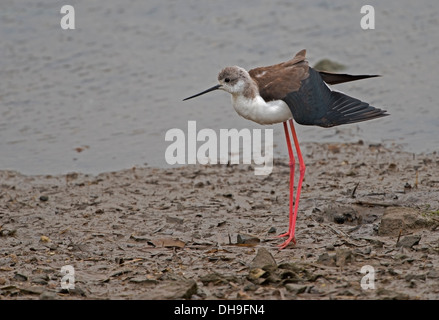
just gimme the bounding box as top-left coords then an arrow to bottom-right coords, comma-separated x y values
1,142 -> 438,300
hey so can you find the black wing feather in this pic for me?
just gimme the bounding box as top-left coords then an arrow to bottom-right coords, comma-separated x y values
318,71 -> 380,85
282,67 -> 388,127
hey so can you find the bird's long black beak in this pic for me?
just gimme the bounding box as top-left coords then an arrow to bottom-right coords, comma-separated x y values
183,84 -> 222,101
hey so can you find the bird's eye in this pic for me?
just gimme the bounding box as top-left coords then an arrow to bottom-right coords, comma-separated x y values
224,78 -> 230,83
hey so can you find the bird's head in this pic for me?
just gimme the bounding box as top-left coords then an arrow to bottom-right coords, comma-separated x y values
183,66 -> 252,101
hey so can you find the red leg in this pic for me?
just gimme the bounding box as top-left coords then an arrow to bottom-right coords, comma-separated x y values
278,120 -> 306,249
277,121 -> 295,239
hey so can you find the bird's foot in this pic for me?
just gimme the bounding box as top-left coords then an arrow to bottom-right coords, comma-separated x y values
277,234 -> 296,249
276,231 -> 290,238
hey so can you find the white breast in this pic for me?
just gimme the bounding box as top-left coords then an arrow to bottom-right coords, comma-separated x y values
231,95 -> 293,125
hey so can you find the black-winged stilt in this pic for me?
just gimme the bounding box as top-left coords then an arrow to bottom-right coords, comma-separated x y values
183,49 -> 388,249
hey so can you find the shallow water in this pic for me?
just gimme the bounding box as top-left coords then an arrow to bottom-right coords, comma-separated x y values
1,0 -> 438,175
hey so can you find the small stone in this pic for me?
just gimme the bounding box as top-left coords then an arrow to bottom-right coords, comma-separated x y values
39,195 -> 49,202
336,249 -> 353,266
380,260 -> 390,267
143,279 -> 197,299
250,248 -> 276,269
362,246 -> 372,255
19,285 -> 45,295
285,283 -> 307,294
427,270 -> 439,279
199,273 -> 229,286
40,291 -> 58,300
254,287 -> 265,295
31,274 -> 49,285
334,215 -> 346,224
404,273 -> 426,282
388,268 -> 403,276
378,207 -> 435,236
13,273 -> 28,282
237,234 -> 260,245
58,286 -> 86,296
0,229 -> 16,237
44,242 -> 58,251
244,283 -> 257,292
267,227 -> 277,234
165,216 -> 184,224
317,253 -> 336,266
396,235 -> 421,248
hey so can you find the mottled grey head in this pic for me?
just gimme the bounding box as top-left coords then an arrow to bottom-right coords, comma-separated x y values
183,66 -> 252,101
217,66 -> 251,94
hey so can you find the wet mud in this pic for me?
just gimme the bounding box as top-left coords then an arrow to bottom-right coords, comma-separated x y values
1,142 -> 438,299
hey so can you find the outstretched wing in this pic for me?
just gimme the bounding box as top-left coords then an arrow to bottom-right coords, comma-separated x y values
250,49 -> 388,127
282,67 -> 388,127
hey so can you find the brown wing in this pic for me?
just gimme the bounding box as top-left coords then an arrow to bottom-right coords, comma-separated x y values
249,49 -> 310,101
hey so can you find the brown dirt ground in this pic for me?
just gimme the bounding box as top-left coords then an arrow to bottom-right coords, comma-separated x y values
1,142 -> 438,300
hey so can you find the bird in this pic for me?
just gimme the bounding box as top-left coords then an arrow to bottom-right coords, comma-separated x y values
183,49 -> 388,249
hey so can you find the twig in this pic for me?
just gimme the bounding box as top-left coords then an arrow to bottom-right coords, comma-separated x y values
351,182 -> 360,198
354,200 -> 398,207
396,229 -> 402,245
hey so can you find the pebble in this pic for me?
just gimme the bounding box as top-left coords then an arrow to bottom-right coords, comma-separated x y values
13,273 -> 28,282
333,215 -> 346,224
199,273 -> 230,286
40,291 -> 58,300
267,227 -> 277,234
166,216 -> 184,224
144,279 -> 197,299
249,248 -> 276,269
427,270 -> 439,279
243,283 -> 257,292
379,207 -> 434,236
237,234 -> 260,245
388,268 -> 402,276
31,274 -> 49,285
285,283 -> 307,294
396,235 -> 421,248
317,253 -> 335,266
380,260 -> 390,267
335,249 -> 353,267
